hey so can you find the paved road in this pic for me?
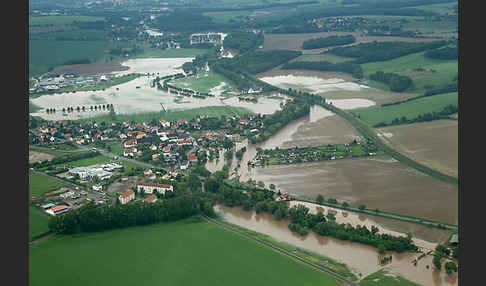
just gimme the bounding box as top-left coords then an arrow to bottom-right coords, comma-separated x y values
201,214 -> 358,286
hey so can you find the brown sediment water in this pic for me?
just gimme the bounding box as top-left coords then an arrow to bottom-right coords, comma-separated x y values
249,157 -> 458,225
214,204 -> 458,286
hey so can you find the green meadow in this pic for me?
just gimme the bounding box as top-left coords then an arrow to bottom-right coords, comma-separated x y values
29,206 -> 51,241
29,171 -> 68,199
361,51 -> 457,93
29,15 -> 105,26
350,92 -> 458,126
29,217 -> 338,286
359,269 -> 421,286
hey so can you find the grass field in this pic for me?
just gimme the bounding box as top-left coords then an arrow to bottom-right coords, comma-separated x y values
29,39 -> 112,77
359,269 -> 421,286
350,92 -> 458,126
67,155 -> 114,167
29,15 -> 105,26
29,217 -> 338,286
29,101 -> 42,113
85,106 -> 252,124
29,206 -> 51,241
361,51 -> 457,93
29,171 -> 68,199
170,71 -> 234,94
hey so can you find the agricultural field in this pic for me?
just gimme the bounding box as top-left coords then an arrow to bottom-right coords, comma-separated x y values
360,269 -> 421,286
29,39 -> 113,77
290,53 -> 353,63
376,120 -> 458,178
350,92 -> 458,127
29,217 -> 338,286
29,206 -> 51,241
361,51 -> 458,93
29,171 -> 68,199
29,15 -> 105,26
170,71 -> 234,95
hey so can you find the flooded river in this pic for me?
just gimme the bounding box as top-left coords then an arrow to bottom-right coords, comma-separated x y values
214,204 -> 457,286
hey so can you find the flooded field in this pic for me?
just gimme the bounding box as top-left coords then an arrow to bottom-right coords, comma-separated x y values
376,120 -> 458,178
215,204 -> 457,286
30,58 -> 288,120
258,74 -> 370,94
248,156 -> 458,225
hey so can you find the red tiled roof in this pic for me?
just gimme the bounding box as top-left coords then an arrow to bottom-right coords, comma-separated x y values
144,194 -> 157,203
51,205 -> 68,212
137,182 -> 172,188
120,189 -> 134,198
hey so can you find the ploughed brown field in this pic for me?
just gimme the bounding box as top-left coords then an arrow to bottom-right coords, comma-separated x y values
263,31 -> 450,53
29,151 -> 55,164
251,155 -> 458,225
376,120 -> 458,178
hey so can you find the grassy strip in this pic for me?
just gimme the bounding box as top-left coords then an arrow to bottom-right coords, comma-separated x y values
29,15 -> 105,26
29,171 -> 68,199
359,269 -> 421,286
81,106 -> 253,124
29,206 -> 51,241
213,214 -> 359,281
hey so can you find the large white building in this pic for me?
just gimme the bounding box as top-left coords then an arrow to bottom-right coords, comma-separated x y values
68,166 -> 113,181
137,182 -> 173,195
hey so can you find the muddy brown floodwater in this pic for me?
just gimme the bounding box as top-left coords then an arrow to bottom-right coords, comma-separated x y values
214,204 -> 457,286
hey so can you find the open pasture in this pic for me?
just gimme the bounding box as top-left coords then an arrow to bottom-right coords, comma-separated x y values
350,92 -> 458,127
29,218 -> 338,286
29,171 -> 68,199
29,15 -> 105,26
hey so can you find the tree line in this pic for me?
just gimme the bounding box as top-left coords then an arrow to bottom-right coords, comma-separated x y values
369,71 -> 413,92
302,35 -> 356,50
326,41 -> 448,64
424,46 -> 457,60
374,104 -> 458,127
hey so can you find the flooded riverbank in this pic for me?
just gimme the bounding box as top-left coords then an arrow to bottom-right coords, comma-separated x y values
214,204 -> 457,286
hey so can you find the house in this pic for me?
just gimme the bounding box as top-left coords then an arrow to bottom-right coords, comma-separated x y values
41,203 -> 56,210
124,148 -> 137,157
144,169 -> 153,176
144,194 -> 158,203
60,191 -> 75,199
180,160 -> 190,170
145,173 -> 156,180
46,205 -> 69,216
450,234 -> 459,246
119,189 -> 135,204
119,133 -> 127,139
75,138 -> 84,145
152,153 -> 160,160
137,182 -> 173,195
123,138 -> 137,148
187,153 -> 198,162
159,119 -> 171,128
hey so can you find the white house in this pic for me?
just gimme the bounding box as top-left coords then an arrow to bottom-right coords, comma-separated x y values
92,184 -> 103,191
137,182 -> 173,195
119,189 -> 135,204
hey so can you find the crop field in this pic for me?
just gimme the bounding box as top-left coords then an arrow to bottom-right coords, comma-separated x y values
290,53 -> 353,63
376,120 -> 458,178
29,206 -> 50,241
29,171 -> 68,199
29,39 -> 112,77
360,269 -> 421,286
29,15 -> 105,26
170,71 -> 234,94
29,217 -> 338,286
361,51 -> 457,93
350,92 -> 458,127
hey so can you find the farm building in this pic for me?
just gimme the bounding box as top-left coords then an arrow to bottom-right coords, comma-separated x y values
46,205 -> 69,216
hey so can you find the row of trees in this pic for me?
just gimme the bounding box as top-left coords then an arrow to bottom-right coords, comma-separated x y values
369,71 -> 413,92
327,41 -> 448,64
281,60 -> 363,78
374,104 -> 458,127
302,35 -> 356,50
48,195 -> 206,234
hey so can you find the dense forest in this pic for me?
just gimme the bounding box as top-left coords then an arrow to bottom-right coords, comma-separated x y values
302,35 -> 356,50
281,61 -> 363,78
369,71 -> 414,92
223,31 -> 264,53
326,41 -> 448,63
224,50 -> 303,74
424,46 -> 458,60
